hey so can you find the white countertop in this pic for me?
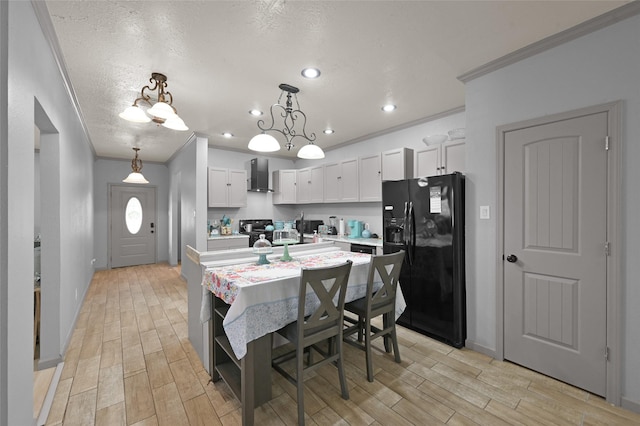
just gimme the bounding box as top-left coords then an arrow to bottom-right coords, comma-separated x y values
305,234 -> 383,247
207,234 -> 249,241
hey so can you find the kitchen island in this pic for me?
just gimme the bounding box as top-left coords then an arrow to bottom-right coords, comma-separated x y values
303,234 -> 383,253
184,241 -> 405,425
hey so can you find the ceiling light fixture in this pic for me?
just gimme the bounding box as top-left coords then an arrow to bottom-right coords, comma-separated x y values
119,72 -> 188,131
323,128 -> 334,135
301,67 -> 321,79
248,83 -> 324,159
122,148 -> 149,184
249,109 -> 263,116
382,104 -> 397,112
222,132 -> 233,138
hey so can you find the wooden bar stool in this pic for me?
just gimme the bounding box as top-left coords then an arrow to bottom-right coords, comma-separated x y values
343,250 -> 405,382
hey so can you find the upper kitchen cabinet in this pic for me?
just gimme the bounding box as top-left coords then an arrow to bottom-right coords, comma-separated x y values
272,169 -> 297,204
415,139 -> 466,177
297,165 -> 324,204
381,148 -> 414,181
358,153 -> 382,202
324,158 -> 359,203
208,167 -> 247,208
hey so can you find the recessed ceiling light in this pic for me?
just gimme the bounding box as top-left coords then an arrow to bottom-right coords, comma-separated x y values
222,132 -> 233,138
249,109 -> 262,116
301,68 -> 321,79
323,129 -> 334,135
382,104 -> 397,112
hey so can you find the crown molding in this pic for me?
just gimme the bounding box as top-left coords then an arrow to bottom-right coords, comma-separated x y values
31,0 -> 96,158
325,105 -> 466,153
458,1 -> 640,83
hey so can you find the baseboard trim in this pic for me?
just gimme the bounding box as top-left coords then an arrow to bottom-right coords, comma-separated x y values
621,396 -> 640,414
36,356 -> 63,371
36,362 -> 63,426
465,340 -> 497,359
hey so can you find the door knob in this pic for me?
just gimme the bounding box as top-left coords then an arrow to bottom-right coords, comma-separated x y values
506,254 -> 518,263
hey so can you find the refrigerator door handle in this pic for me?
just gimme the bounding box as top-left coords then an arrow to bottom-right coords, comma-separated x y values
408,201 -> 415,265
403,201 -> 409,247
403,201 -> 412,264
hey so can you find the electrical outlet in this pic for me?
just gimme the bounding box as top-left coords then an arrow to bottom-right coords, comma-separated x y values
480,205 -> 490,219
91,258 -> 96,265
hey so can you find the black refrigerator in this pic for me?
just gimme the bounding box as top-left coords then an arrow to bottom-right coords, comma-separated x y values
382,172 -> 466,348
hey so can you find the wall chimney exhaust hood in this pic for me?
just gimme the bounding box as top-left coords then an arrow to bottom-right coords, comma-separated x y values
247,158 -> 273,192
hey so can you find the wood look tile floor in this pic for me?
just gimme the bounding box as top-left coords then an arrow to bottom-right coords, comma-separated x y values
47,263 -> 640,425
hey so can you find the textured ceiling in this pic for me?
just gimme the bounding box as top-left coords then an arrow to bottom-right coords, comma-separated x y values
45,1 -> 628,163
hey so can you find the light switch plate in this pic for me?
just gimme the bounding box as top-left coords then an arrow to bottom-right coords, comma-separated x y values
480,205 -> 490,219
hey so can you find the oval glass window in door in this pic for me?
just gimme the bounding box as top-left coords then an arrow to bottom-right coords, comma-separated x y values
125,196 -> 143,234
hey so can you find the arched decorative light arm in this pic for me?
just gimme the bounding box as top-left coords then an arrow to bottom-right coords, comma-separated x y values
256,83 -> 317,151
120,73 -> 187,130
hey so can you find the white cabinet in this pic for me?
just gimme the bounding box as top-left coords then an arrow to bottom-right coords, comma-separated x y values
415,139 -> 466,177
382,148 -> 414,181
296,165 -> 324,204
208,168 -> 247,208
358,153 -> 382,202
324,158 -> 359,203
207,236 -> 249,252
272,169 -> 297,204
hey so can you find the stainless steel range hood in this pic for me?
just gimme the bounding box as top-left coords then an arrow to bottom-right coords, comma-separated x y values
246,158 -> 273,192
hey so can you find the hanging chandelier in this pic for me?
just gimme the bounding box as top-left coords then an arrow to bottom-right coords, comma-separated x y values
122,148 -> 149,184
119,72 -> 188,131
248,83 -> 324,159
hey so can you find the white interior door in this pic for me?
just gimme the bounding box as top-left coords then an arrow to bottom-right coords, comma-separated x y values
503,111 -> 608,396
110,185 -> 157,268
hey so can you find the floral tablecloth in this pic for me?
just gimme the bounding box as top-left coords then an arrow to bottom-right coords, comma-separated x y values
202,250 -> 406,359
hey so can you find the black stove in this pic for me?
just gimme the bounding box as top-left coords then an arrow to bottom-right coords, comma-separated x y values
238,219 -> 274,247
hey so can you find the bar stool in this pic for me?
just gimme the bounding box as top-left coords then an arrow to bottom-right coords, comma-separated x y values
343,250 -> 405,382
272,260 -> 353,426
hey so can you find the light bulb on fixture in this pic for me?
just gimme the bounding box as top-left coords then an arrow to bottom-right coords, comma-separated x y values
297,143 -> 325,159
119,73 -> 188,131
249,83 -> 324,158
248,133 -> 280,152
122,148 -> 149,184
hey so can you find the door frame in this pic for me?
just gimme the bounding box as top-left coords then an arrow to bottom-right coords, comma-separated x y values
107,183 -> 158,269
495,101 -> 621,404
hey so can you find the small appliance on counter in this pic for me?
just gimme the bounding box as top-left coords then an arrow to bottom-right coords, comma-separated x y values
361,223 -> 372,238
347,220 -> 363,238
328,216 -> 338,235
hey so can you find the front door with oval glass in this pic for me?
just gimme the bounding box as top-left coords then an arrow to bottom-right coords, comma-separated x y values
110,185 -> 157,268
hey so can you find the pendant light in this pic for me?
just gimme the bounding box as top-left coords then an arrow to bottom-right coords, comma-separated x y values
250,83 -> 324,159
123,148 -> 149,184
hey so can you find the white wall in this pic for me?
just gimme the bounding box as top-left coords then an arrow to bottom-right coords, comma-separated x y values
94,158 -> 170,269
169,134 -> 208,363
206,149 -> 298,230
3,2 -> 95,423
465,15 -> 640,407
0,1 -> 7,422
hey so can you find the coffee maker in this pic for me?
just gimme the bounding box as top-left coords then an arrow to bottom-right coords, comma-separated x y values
328,216 -> 338,235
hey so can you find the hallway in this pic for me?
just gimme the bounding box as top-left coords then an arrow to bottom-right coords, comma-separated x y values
45,263 -> 640,425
